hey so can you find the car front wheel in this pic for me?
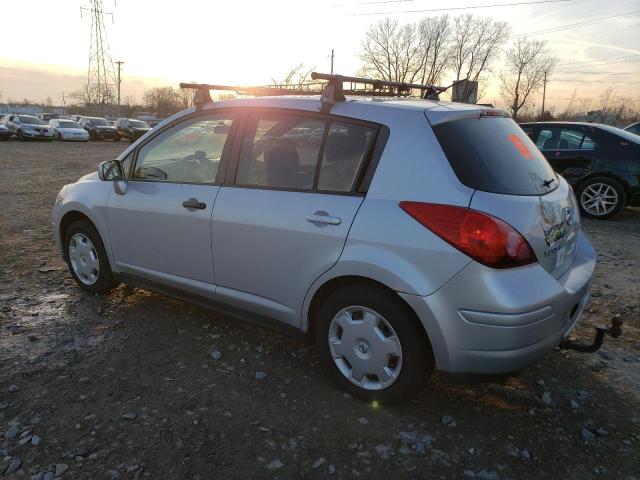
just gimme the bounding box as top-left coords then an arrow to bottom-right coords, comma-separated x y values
577,176 -> 626,219
315,284 -> 433,404
64,219 -> 119,294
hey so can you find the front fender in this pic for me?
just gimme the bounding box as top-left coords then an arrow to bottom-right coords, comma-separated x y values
53,178 -> 116,270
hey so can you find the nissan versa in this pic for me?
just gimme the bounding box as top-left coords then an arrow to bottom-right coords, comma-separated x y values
52,74 -> 615,404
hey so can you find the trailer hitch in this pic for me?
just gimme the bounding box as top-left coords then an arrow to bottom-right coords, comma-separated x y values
559,316 -> 623,353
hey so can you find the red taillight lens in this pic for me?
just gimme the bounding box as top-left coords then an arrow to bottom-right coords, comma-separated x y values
399,202 -> 537,269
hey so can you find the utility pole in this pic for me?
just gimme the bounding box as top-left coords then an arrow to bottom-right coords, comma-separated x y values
330,49 -> 335,75
115,60 -> 124,114
540,71 -> 548,121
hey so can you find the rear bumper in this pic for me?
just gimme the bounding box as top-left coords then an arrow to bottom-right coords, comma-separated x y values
400,229 -> 596,375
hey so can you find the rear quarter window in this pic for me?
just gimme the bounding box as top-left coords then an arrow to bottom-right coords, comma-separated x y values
432,117 -> 558,195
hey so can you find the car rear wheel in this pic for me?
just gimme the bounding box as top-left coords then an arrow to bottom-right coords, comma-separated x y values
64,220 -> 119,294
577,176 -> 626,219
315,284 -> 433,404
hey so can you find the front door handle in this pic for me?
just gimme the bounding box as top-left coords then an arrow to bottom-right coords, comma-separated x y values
182,198 -> 207,210
306,212 -> 341,225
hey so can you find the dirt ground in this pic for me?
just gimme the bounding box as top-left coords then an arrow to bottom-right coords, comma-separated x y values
0,140 -> 638,480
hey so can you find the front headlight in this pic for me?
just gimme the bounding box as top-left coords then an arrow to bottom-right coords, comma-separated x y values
55,185 -> 68,206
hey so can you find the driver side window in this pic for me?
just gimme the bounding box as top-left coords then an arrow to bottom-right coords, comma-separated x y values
133,114 -> 235,184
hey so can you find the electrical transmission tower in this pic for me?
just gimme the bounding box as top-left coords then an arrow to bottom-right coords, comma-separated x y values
81,0 -> 117,105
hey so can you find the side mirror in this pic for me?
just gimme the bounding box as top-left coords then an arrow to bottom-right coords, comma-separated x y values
98,159 -> 124,181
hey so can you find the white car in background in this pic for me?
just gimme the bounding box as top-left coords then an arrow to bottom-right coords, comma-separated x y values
49,119 -> 90,142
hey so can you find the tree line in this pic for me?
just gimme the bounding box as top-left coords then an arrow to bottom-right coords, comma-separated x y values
358,14 -> 557,120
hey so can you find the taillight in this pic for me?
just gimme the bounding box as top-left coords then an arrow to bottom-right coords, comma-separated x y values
399,202 -> 537,269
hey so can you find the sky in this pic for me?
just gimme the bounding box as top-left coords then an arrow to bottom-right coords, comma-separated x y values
0,0 -> 638,112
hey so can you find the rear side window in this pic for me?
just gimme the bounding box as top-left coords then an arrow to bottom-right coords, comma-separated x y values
236,114 -> 325,190
317,122 -> 374,192
536,127 -> 596,150
235,113 -> 375,192
432,117 -> 558,195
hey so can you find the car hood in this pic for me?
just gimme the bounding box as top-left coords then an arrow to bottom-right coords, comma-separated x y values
78,171 -> 99,182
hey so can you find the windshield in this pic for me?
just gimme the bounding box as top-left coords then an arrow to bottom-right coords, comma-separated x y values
19,116 -> 45,125
59,121 -> 80,129
130,120 -> 149,128
598,124 -> 640,144
90,118 -> 109,126
432,116 -> 558,195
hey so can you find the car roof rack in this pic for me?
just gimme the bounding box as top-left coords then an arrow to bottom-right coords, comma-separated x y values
179,82 -> 325,110
180,73 -> 459,112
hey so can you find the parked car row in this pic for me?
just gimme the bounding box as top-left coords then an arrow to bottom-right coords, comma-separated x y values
0,114 -> 153,142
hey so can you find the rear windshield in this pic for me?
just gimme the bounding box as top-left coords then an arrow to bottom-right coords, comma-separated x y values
433,117 -> 558,195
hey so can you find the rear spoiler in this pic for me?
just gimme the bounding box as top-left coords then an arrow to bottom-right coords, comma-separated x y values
425,106 -> 510,126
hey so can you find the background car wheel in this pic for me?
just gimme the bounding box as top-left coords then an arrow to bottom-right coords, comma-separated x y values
315,284 -> 433,404
56,132 -> 62,141
577,176 -> 626,220
17,130 -> 24,141
64,219 -> 119,294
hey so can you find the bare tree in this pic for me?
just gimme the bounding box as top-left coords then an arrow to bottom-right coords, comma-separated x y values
499,38 -> 557,120
271,63 -> 316,87
416,15 -> 452,85
69,87 -> 96,107
358,18 -> 424,84
558,89 -> 578,120
451,14 -> 510,101
143,87 -> 182,117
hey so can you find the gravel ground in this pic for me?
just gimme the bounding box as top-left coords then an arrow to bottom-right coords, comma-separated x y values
0,140 -> 638,479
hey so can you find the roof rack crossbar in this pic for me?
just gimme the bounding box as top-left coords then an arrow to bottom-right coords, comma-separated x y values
180,74 -> 465,112
179,82 -> 324,110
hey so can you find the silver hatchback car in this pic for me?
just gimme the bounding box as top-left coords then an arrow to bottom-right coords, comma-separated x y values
52,76 -> 597,403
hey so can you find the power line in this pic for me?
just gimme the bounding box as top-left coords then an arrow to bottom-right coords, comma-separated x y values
511,10 -> 640,38
349,0 -> 571,16
561,54 -> 640,67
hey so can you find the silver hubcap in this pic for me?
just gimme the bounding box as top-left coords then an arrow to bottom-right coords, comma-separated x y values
581,183 -> 618,216
328,306 -> 402,391
68,233 -> 100,285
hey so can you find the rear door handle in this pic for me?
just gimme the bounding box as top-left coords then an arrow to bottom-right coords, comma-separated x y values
306,212 -> 341,225
182,198 -> 207,210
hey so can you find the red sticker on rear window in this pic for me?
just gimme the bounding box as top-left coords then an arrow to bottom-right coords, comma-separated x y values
508,134 -> 533,160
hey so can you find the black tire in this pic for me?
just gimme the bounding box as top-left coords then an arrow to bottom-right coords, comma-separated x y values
315,284 -> 433,404
56,132 -> 62,141
113,137 -> 119,142
576,176 -> 626,220
64,219 -> 119,294
17,130 -> 24,141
